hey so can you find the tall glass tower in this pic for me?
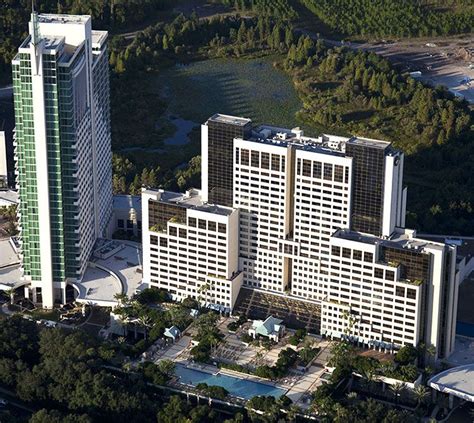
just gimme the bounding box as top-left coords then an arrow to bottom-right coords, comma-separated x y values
12,13 -> 112,308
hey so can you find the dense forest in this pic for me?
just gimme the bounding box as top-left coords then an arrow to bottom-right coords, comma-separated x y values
0,316 -> 420,422
0,0 -> 173,83
0,316 -> 250,423
300,0 -> 474,38
0,0 -> 473,233
217,0 -> 298,20
108,11 -> 473,234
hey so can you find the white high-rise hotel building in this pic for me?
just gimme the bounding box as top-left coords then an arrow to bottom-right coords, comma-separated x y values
144,115 -> 458,360
12,13 -> 112,308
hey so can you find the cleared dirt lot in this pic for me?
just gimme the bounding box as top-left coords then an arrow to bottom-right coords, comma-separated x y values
361,36 -> 474,103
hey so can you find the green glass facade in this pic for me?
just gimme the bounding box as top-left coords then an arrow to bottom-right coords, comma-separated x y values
13,53 -> 41,280
13,46 -> 83,283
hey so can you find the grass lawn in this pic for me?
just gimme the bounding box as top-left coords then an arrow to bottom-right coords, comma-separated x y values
154,55 -> 303,129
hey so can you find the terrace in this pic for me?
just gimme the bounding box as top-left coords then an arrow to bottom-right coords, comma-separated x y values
0,238 -> 22,291
77,241 -> 143,305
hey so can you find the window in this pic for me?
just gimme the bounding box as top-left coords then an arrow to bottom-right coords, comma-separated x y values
241,149 -> 249,166
261,152 -> 270,169
302,160 -> 311,177
396,286 -> 405,297
323,163 -> 333,181
353,250 -> 362,261
150,235 -> 158,245
313,161 -> 322,179
386,270 -> 395,281
364,252 -> 373,263
208,221 -> 216,231
160,237 -> 168,247
374,268 -> 384,279
331,246 -> 340,256
198,219 -> 206,230
218,223 -> 226,233
334,165 -> 344,183
251,151 -> 259,167
342,248 -> 351,259
117,219 -> 124,228
127,220 -> 133,229
271,155 -> 280,171
188,217 -> 197,227
169,226 -> 177,237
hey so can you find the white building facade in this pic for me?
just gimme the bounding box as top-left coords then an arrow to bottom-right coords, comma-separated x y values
142,189 -> 242,312
143,114 -> 459,360
12,14 -> 113,308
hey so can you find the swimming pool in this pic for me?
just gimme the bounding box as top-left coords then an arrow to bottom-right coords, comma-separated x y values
174,364 -> 286,400
457,321 -> 474,338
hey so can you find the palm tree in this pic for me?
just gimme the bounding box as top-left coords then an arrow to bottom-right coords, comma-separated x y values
390,382 -> 406,404
137,312 -> 152,340
197,282 -> 212,307
255,350 -> 264,367
360,368 -> 376,393
413,385 -> 430,408
113,292 -> 129,306
157,359 -> 176,377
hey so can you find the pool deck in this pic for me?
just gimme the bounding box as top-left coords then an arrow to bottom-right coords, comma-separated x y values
145,316 -> 333,407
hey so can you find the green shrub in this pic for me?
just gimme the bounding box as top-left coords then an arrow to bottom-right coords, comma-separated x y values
190,342 -> 211,363
227,321 -> 239,332
140,361 -> 169,385
195,383 -> 229,400
289,328 -> 307,346
241,333 -> 253,343
394,345 -> 418,365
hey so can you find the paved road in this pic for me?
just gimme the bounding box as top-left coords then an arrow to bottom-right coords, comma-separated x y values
0,385 -> 35,414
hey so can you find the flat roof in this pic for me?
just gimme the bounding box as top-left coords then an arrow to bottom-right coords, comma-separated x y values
113,195 -> 141,212
91,30 -> 107,47
92,242 -> 143,298
0,264 -> 22,289
0,238 -> 20,268
333,228 -> 446,252
0,190 -> 19,205
38,14 -> 91,24
79,265 -> 120,302
348,136 -> 391,149
146,190 -> 234,217
207,114 -> 252,127
428,365 -> 474,402
78,242 -> 143,302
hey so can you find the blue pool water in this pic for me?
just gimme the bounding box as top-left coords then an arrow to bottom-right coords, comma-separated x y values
174,364 -> 286,399
457,321 -> 474,337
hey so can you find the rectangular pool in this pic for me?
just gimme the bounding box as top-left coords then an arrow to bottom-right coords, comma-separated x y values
174,364 -> 287,400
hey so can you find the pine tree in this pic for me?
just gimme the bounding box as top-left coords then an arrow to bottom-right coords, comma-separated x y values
285,27 -> 294,48
162,34 -> 169,51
